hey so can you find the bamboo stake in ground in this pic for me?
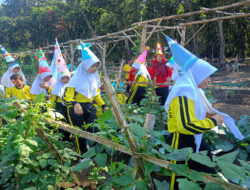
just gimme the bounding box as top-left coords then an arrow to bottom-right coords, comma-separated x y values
101,75 -> 156,189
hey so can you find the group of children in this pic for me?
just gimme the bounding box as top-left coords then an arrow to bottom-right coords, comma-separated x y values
0,37 -> 244,189
124,44 -> 173,106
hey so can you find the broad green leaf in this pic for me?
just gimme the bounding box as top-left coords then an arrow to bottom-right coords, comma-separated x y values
33,93 -> 45,104
47,185 -> 54,190
71,159 -> 91,172
18,144 -> 32,157
82,147 -> 96,158
217,161 -> 246,181
128,115 -> 144,123
136,180 -> 148,190
48,159 -> 57,167
17,166 -> 29,175
61,166 -> 69,175
94,153 -> 107,167
130,123 -> 146,137
166,148 -> 192,161
25,139 -> 38,147
98,109 -> 112,124
42,153 -> 51,159
169,164 -> 188,176
21,173 -> 34,183
238,159 -> 250,172
24,187 -> 37,190
39,159 -> 47,169
115,174 -> 134,186
204,183 -> 226,190
161,142 -> 174,153
214,150 -> 239,163
144,162 -> 155,176
153,178 -> 169,190
191,153 -> 216,167
177,179 -> 201,190
237,149 -> 248,160
215,140 -> 233,152
188,170 -> 204,182
5,109 -> 19,119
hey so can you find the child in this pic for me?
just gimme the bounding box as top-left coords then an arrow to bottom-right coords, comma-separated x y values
62,42 -> 107,152
150,43 -> 172,105
30,48 -> 56,101
126,47 -> 151,105
0,45 -> 26,89
50,39 -> 71,120
5,74 -> 31,101
164,36 -> 243,189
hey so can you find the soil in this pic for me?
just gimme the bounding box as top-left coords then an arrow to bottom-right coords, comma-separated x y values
210,65 -> 250,120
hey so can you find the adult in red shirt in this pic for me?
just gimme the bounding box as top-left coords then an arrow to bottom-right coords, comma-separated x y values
150,43 -> 172,105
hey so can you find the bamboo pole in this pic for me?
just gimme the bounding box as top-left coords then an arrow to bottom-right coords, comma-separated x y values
101,76 -> 147,179
132,0 -> 250,26
184,23 -> 207,46
179,13 -> 250,27
140,24 -> 148,52
122,32 -> 137,47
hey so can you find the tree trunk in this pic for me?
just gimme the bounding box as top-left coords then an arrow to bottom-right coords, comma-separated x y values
218,20 -> 225,66
185,0 -> 200,56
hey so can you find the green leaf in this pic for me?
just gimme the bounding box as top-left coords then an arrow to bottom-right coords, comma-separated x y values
18,144 -> 32,157
98,109 -> 112,124
191,153 -> 216,167
71,159 -> 91,172
39,159 -> 48,169
214,150 -> 239,163
217,161 -> 246,181
238,159 -> 250,172
115,174 -> 134,186
94,153 -> 107,167
17,166 -> 29,175
130,123 -> 146,137
82,147 -> 96,159
5,109 -> 19,119
24,187 -> 37,190
25,139 -> 38,147
153,178 -> 169,190
48,159 -> 57,167
33,93 -> 45,104
21,173 -> 34,183
166,148 -> 192,161
128,115 -> 144,123
170,164 -> 188,176
204,183 -> 226,190
136,180 -> 148,190
188,170 -> 204,182
177,179 -> 201,190
144,162 -> 155,176
47,185 -> 54,190
42,153 -> 51,159
215,140 -> 234,152
61,166 -> 69,175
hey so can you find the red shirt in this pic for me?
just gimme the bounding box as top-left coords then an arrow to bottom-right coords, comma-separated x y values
129,68 -> 137,82
150,59 -> 172,87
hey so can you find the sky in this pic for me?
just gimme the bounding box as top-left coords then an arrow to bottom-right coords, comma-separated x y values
0,0 -> 3,5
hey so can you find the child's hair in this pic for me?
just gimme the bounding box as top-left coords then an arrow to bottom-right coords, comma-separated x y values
10,74 -> 23,81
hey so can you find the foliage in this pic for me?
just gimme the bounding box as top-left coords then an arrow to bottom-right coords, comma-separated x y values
0,83 -> 250,189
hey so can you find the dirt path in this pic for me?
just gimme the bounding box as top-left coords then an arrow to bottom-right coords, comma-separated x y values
210,65 -> 250,120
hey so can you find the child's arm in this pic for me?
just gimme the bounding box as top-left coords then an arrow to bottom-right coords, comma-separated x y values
93,89 -> 106,109
171,96 -> 217,135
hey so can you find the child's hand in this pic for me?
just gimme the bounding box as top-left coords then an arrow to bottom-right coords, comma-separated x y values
167,77 -> 171,82
74,103 -> 83,115
211,114 -> 224,126
40,83 -> 49,89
